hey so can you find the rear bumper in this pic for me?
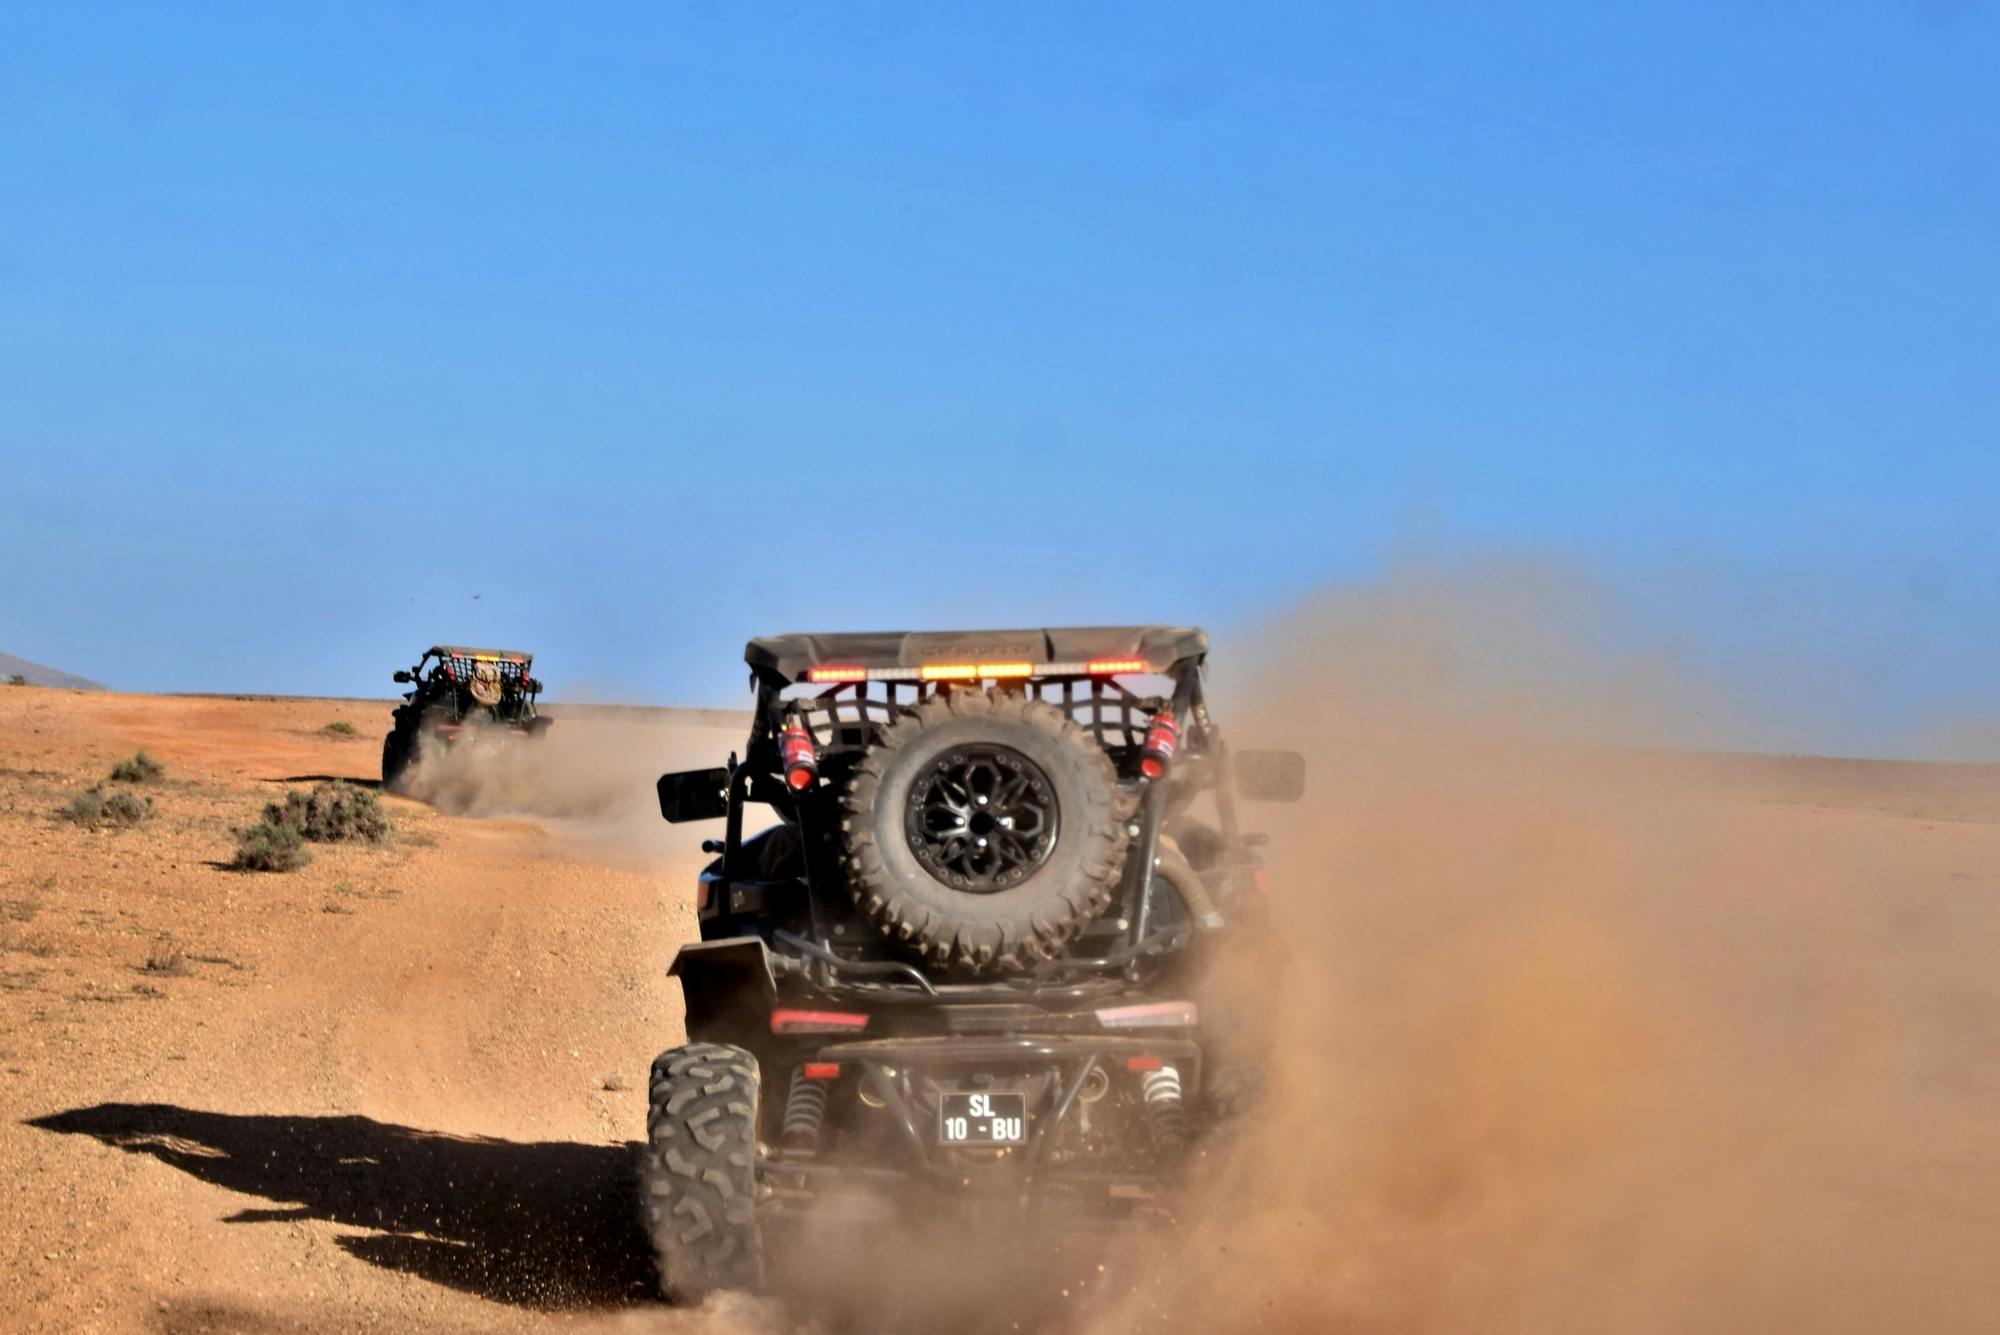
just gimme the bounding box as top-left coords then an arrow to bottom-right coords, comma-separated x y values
759,1034 -> 1200,1224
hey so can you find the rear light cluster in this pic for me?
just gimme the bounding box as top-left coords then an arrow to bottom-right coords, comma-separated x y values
779,721 -> 818,791
770,1009 -> 869,1035
804,658 -> 1157,684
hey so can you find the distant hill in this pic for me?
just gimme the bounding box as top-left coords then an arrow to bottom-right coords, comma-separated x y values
0,651 -> 106,691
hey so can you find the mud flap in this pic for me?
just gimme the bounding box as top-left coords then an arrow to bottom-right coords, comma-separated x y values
669,937 -> 779,1048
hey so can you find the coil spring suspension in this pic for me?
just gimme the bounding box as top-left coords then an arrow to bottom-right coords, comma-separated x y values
782,1069 -> 828,1152
1141,1064 -> 1187,1150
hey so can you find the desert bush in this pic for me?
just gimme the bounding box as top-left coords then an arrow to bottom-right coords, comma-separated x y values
230,781 -> 388,872
109,750 -> 165,783
275,780 -> 392,845
144,943 -> 189,976
6,674 -> 25,686
321,720 -> 359,737
61,791 -> 103,825
232,816 -> 310,872
62,786 -> 152,829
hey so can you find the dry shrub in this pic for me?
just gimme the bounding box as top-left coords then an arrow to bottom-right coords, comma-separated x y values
109,750 -> 165,783
273,780 -> 392,845
231,816 -> 310,872
144,944 -> 189,976
231,780 -> 388,872
62,787 -> 152,829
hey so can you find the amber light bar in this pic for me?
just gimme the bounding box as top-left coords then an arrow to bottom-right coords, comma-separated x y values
805,659 -> 1155,684
919,661 -> 1035,681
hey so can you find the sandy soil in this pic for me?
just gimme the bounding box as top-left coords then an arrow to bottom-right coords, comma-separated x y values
0,687 -> 731,1333
2,685 -> 1996,1333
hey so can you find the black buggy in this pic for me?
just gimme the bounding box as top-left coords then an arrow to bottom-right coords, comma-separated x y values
643,627 -> 1303,1303
380,644 -> 549,792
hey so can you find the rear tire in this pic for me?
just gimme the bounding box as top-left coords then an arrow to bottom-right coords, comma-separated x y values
641,1042 -> 762,1304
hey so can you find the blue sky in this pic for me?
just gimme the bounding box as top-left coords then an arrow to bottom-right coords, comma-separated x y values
2,3 -> 1995,756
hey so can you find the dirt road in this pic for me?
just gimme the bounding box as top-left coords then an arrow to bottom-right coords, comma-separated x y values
2,686 -> 1997,1333
0,688 -> 731,1332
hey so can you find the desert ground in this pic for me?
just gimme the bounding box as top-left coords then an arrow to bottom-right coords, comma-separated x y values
1,685 -> 1996,1333
0,688 -> 733,1333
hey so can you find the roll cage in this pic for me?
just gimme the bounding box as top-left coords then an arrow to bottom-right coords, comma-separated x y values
395,645 -> 542,724
663,627 -> 1279,1003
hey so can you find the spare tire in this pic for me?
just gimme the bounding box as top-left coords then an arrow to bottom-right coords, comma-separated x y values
841,690 -> 1133,974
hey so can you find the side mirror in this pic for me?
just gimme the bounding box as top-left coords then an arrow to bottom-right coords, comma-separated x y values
658,767 -> 731,823
1233,749 -> 1306,802
393,670 -> 413,684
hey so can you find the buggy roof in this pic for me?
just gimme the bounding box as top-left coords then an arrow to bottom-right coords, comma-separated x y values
425,645 -> 533,664
745,626 -> 1206,682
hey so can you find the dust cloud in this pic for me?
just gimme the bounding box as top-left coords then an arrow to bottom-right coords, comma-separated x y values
396,708 -> 745,865
1081,569 -> 1999,1333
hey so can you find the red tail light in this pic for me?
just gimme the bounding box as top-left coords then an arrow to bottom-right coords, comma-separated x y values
779,722 -> 818,791
771,1009 -> 869,1035
1140,709 -> 1179,780
802,1062 -> 842,1080
1125,1055 -> 1164,1072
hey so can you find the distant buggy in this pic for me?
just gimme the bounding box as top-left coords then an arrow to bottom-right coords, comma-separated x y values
380,645 -> 548,791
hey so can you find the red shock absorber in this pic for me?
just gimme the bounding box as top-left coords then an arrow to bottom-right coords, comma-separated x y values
780,721 -> 818,790
1140,709 -> 1179,780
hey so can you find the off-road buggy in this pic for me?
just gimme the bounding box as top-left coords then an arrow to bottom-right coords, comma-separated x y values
642,627 -> 1304,1303
380,645 -> 548,792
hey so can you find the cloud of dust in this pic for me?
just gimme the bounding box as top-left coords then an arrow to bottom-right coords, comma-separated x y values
1079,562 -> 1995,1334
396,708 -> 747,866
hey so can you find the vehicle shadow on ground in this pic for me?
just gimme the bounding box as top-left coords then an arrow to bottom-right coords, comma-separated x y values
28,1104 -> 654,1310
272,775 -> 383,790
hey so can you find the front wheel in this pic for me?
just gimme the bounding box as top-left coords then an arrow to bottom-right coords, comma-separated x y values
641,1043 -> 762,1304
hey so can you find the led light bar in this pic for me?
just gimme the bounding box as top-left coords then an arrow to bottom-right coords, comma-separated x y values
804,659 -> 1157,683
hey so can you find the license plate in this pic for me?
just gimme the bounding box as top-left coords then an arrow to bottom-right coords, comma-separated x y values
938,1091 -> 1028,1146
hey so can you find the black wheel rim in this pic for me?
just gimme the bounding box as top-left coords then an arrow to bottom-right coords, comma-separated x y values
904,745 -> 1059,891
